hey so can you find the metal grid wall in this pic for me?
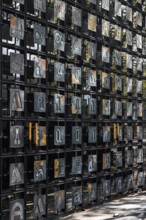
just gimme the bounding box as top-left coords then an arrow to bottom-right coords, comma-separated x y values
0,0 -> 146,219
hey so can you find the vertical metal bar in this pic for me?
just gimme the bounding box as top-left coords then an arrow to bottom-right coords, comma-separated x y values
0,0 -> 2,218
81,0 -> 84,212
45,0 -> 48,218
24,0 -> 27,219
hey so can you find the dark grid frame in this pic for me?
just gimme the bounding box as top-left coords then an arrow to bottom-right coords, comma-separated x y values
0,0 -> 146,219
